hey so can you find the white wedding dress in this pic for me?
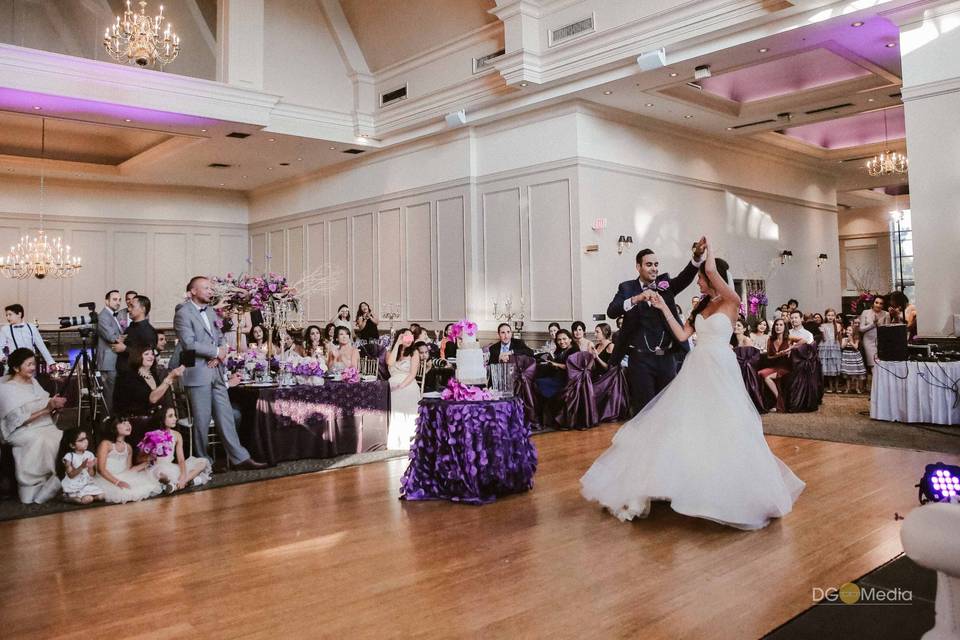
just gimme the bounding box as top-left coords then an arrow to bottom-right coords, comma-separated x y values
581,313 -> 805,530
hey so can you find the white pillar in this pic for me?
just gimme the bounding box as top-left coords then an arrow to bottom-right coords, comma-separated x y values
899,2 -> 960,335
216,0 -> 264,89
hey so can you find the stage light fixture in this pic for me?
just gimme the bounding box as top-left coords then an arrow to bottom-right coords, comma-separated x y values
918,463 -> 960,504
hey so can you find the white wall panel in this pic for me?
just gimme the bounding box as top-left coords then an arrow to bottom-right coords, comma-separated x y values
114,231 -> 148,298
351,213 -> 375,308
481,188 -> 522,317
26,229 -> 65,324
377,208 -> 402,318
153,233 -> 189,324
269,229 -> 286,276
404,202 -> 433,320
436,196 -> 466,320
0,226 -> 22,308
287,226 -> 305,285
250,233 -> 267,274
528,180 -> 573,321
192,234 -> 220,279
328,218 -> 350,312
306,222 -> 327,320
219,234 -> 248,276
70,229 -> 109,309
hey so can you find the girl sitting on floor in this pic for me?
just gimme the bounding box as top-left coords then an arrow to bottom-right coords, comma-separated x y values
60,428 -> 105,505
146,407 -> 212,492
92,416 -> 162,503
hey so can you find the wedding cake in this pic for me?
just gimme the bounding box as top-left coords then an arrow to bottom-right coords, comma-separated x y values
455,334 -> 487,385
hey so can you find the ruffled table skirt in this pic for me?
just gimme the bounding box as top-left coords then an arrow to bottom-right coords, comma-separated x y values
400,397 -> 538,504
871,360 -> 960,425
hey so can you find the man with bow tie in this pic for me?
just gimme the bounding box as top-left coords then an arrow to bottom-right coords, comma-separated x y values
175,276 -> 266,471
608,238 -> 706,415
0,303 -> 55,368
96,290 -> 127,412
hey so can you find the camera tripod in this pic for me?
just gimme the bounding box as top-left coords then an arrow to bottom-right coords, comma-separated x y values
60,330 -> 109,430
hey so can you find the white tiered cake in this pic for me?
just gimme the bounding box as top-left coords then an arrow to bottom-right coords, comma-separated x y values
455,334 -> 487,385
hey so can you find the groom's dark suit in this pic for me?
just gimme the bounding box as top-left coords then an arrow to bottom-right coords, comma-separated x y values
607,261 -> 699,415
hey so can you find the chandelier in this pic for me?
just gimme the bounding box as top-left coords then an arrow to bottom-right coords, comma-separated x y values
103,1 -> 180,68
866,109 -> 908,177
0,120 -> 82,280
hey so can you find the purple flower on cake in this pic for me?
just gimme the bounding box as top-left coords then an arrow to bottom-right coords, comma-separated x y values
447,319 -> 478,342
441,378 -> 492,401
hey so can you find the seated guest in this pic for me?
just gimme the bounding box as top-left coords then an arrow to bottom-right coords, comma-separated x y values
732,320 -> 753,347
489,323 -> 534,363
91,416 -> 161,504
612,316 -> 624,344
541,322 -> 560,355
247,324 -> 269,352
355,302 -> 379,342
302,325 -> 327,359
115,295 -> 158,373
571,321 -> 594,352
758,318 -> 791,411
279,331 -> 299,356
0,304 -> 55,367
590,323 -> 616,370
811,312 -> 824,325
0,348 -> 65,503
327,326 -> 359,372
787,299 -> 799,312
387,329 -> 421,449
438,323 -> 457,359
748,319 -> 769,350
323,322 -> 337,344
114,346 -> 184,417
410,323 -> 432,344
788,310 -> 814,345
332,304 -> 351,329
535,329 -> 578,398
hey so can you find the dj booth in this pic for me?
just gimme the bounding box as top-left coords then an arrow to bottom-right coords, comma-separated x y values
869,326 -> 960,426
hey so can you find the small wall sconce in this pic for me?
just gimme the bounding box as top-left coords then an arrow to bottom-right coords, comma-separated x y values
817,253 -> 828,268
592,217 -> 608,231
779,249 -> 793,265
617,235 -> 634,255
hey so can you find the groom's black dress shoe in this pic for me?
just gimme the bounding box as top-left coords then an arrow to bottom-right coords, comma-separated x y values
233,458 -> 268,470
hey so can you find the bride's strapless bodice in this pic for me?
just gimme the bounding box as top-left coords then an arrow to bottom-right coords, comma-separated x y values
694,313 -> 733,347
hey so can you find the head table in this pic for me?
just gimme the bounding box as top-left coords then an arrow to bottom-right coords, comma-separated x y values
228,380 -> 391,465
400,396 -> 538,504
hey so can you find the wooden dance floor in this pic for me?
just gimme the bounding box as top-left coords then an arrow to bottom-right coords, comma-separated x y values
1,425 -> 954,639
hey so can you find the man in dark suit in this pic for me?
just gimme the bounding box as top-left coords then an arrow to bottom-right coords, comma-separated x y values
608,239 -> 705,415
488,323 -> 534,363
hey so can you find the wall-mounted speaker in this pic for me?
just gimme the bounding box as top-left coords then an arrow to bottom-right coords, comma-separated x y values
444,110 -> 467,127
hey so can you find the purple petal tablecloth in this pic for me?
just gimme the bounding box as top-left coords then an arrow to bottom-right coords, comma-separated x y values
400,397 -> 538,505
229,381 -> 390,465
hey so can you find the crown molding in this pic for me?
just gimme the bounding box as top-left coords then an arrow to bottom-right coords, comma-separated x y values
901,75 -> 960,102
0,210 -> 247,230
375,22 -> 504,83
267,101 -> 358,142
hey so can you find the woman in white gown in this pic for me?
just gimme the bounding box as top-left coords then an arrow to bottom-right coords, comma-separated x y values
387,328 -> 422,450
581,240 -> 804,530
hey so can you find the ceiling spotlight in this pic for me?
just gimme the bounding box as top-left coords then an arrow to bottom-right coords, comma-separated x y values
758,48 -> 769,53
329,146 -> 336,150
603,90 -> 613,95
297,157 -> 303,161
645,103 -> 654,107
267,167 -> 273,170
726,127 -> 734,130
241,175 -> 247,178
886,42 -> 897,48
219,183 -> 224,186
868,98 -> 875,102
851,21 -> 864,27
201,129 -> 207,132
32,106 -> 41,110
268,137 -> 276,142
669,72 -> 678,77
124,118 -> 131,122
520,82 -> 528,87
683,114 -> 694,119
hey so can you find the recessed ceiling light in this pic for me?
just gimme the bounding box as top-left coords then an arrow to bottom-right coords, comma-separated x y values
297,157 -> 303,161
603,90 -> 613,95
645,103 -> 654,107
201,129 -> 207,132
32,106 -> 41,110
726,127 -> 733,130
683,115 -> 694,119
851,21 -> 864,27
267,167 -> 273,170
329,146 -> 336,150
758,48 -> 769,53
267,137 -> 276,142
885,42 -> 897,48
669,72 -> 678,77
124,118 -> 131,122
219,183 -> 224,186
241,175 -> 247,178
520,82 -> 528,87
867,98 -> 875,102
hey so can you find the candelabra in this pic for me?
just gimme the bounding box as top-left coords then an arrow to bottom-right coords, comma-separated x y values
382,303 -> 401,331
492,295 -> 526,335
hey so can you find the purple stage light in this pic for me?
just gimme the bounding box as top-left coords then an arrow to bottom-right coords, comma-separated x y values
918,463 -> 960,504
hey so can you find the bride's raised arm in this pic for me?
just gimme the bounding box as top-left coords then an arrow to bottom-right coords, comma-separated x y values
702,239 -> 740,308
649,293 -> 695,343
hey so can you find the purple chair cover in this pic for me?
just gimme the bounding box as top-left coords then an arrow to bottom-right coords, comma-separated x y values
592,365 -> 630,423
377,350 -> 390,381
360,343 -> 385,360
400,397 -> 537,504
786,343 -> 822,413
733,346 -> 767,414
515,356 -> 542,429
559,351 -> 598,429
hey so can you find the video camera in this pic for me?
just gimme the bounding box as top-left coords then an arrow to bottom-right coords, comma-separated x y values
59,302 -> 98,335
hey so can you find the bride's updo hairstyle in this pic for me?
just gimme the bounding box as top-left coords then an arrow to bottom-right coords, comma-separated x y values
687,257 -> 730,326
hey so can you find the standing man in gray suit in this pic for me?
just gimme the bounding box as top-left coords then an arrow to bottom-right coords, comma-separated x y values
96,290 -> 126,412
175,276 -> 266,470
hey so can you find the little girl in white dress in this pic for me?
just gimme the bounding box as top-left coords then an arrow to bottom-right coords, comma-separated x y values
92,417 -> 162,503
60,428 -> 105,504
147,407 -> 211,491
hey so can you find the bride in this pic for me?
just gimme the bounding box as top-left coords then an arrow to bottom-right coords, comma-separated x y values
581,239 -> 804,530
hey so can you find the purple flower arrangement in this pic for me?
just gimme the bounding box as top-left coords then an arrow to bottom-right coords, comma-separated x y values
441,378 -> 492,401
447,319 -> 478,342
286,360 -> 326,377
211,272 -> 296,311
851,292 -> 877,314
341,367 -> 360,384
746,290 -> 768,315
137,430 -> 174,458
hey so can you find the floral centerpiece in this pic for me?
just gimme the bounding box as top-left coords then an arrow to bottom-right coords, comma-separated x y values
851,291 -> 877,315
341,367 -> 360,384
137,430 -> 174,459
447,319 -> 478,343
285,358 -> 327,385
746,289 -> 768,316
225,348 -> 279,380
441,378 -> 492,401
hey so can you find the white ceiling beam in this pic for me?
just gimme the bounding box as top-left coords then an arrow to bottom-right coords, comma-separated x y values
317,0 -> 370,75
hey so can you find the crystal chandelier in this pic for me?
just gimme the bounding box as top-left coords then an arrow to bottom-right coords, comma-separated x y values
866,109 -> 908,177
0,120 -> 82,280
103,1 -> 180,69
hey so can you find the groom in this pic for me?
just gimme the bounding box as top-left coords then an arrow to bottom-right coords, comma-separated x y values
608,238 -> 705,415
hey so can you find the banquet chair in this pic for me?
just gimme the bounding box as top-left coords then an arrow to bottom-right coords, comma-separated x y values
513,355 -> 541,429
733,346 -> 767,414
559,351 -> 599,429
359,357 -> 379,378
417,358 -> 430,394
784,343 -> 823,413
171,379 -> 226,468
592,364 -> 630,423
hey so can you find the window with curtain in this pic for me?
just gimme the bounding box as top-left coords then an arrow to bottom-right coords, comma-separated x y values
889,209 -> 914,299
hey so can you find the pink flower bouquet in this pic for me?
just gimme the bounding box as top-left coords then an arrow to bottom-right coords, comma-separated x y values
341,367 -> 361,384
447,319 -> 478,342
441,378 -> 492,401
137,430 -> 174,459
